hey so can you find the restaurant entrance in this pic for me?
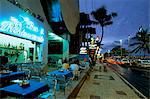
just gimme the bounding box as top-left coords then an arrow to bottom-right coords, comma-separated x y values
0,33 -> 42,63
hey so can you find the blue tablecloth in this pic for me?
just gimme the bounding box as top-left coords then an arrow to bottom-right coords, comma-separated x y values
0,72 -> 26,87
0,72 -> 25,79
48,70 -> 73,79
1,80 -> 49,98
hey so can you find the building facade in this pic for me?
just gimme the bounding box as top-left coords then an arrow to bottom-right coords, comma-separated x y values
0,0 -> 51,64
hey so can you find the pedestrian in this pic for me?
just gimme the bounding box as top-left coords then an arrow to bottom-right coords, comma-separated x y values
57,58 -> 62,69
104,65 -> 107,72
70,59 -> 79,80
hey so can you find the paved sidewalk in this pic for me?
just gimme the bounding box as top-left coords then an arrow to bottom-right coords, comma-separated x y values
76,63 -> 141,99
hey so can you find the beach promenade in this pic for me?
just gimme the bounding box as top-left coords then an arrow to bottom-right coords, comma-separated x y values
75,63 -> 145,99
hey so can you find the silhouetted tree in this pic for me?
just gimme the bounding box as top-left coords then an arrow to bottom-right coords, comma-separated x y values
130,28 -> 150,57
111,46 -> 128,56
91,6 -> 117,46
79,13 -> 96,46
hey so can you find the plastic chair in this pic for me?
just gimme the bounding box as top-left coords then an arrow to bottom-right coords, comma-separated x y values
38,77 -> 57,99
73,70 -> 81,80
56,75 -> 72,95
30,66 -> 47,82
21,68 -> 31,79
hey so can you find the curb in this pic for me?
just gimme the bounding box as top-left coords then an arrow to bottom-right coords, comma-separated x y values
67,69 -> 90,99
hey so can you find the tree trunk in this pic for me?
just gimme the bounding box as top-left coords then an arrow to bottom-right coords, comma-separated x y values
99,26 -> 104,46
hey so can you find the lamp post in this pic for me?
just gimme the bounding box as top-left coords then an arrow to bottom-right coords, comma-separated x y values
128,35 -> 131,58
107,50 -> 110,57
120,39 -> 122,57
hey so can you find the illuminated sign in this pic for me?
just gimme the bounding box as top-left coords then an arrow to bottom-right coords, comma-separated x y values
0,15 -> 44,42
89,44 -> 97,49
80,47 -> 87,54
0,1 -> 45,43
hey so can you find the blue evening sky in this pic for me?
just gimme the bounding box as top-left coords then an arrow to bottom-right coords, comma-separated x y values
79,0 -> 149,52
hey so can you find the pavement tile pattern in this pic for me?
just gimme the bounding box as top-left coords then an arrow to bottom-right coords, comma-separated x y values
76,63 -> 141,99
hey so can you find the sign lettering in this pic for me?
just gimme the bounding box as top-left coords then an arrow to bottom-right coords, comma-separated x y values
0,15 -> 44,42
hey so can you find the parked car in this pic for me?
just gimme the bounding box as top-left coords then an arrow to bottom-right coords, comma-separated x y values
136,59 -> 150,67
121,58 -> 130,64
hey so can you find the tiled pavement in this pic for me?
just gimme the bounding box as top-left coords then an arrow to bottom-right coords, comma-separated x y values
76,63 -> 141,99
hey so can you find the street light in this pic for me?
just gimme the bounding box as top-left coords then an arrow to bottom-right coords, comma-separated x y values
107,50 -> 110,57
128,35 -> 131,58
120,39 -> 122,57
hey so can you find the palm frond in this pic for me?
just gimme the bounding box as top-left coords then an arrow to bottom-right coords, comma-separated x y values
111,12 -> 117,17
135,46 -> 143,53
103,21 -> 113,26
129,42 -> 142,46
145,44 -> 150,53
91,20 -> 99,25
130,28 -> 150,55
104,15 -> 111,21
130,46 -> 141,53
131,36 -> 138,40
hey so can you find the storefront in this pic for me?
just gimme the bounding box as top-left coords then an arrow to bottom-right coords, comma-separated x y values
48,32 -> 70,64
0,1 -> 45,63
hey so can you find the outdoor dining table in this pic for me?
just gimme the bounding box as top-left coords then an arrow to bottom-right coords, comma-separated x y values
0,80 -> 49,98
47,70 -> 73,79
0,71 -> 26,87
0,71 -> 26,79
47,70 -> 73,92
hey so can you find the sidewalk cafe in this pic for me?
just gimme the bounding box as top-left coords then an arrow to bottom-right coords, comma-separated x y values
0,54 -> 91,98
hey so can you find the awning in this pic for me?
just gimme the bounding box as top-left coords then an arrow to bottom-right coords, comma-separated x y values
48,32 -> 63,41
60,0 -> 79,34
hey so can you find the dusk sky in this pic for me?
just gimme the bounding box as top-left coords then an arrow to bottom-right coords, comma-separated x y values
79,0 -> 149,52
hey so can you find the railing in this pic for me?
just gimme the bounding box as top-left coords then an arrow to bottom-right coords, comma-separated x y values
1,62 -> 44,71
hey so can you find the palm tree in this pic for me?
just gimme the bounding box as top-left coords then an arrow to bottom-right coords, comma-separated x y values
91,6 -> 117,45
130,28 -> 150,57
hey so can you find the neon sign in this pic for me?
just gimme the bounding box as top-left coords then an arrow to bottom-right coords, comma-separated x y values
0,15 -> 44,43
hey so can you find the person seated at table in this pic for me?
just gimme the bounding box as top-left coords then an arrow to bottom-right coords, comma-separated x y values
79,58 -> 89,70
62,59 -> 70,70
70,59 -> 79,70
69,59 -> 79,80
